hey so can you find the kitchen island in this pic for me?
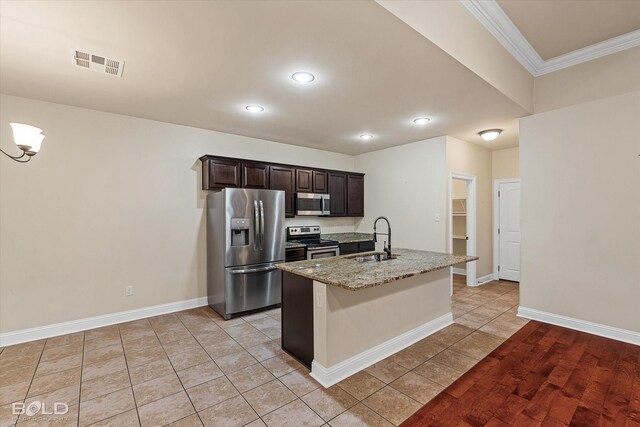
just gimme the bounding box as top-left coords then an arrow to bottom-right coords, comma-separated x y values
277,248 -> 477,387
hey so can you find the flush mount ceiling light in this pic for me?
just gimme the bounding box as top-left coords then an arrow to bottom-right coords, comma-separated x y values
359,134 -> 374,141
245,105 -> 265,113
1,123 -> 45,163
291,71 -> 315,83
479,129 -> 502,141
413,117 -> 431,125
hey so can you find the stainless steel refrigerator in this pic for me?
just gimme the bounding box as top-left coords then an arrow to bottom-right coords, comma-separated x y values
207,188 -> 285,319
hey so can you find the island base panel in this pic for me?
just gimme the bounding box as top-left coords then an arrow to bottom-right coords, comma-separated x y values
281,271 -> 314,368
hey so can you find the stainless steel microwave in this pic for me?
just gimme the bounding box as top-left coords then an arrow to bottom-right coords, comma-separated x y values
295,193 -> 330,216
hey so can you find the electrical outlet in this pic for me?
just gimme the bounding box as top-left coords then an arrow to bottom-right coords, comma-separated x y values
315,292 -> 324,308
125,286 -> 134,296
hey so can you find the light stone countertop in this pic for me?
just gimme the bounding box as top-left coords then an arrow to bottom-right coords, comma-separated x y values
276,248 -> 478,291
320,232 -> 374,244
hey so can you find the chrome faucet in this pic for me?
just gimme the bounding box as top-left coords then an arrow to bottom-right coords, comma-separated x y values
373,216 -> 392,258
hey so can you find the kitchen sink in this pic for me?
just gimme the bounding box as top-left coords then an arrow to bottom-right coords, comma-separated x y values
348,252 -> 398,262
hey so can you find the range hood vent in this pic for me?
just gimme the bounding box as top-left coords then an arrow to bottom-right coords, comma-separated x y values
71,49 -> 124,77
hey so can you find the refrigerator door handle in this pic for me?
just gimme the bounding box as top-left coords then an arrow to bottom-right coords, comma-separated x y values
229,265 -> 278,274
253,200 -> 260,250
259,200 -> 265,250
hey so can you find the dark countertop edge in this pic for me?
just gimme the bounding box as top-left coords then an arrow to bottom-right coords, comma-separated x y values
276,251 -> 479,291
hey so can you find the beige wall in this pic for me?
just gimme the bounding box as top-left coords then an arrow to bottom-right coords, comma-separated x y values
534,47 -> 640,114
446,137 -> 493,278
377,0 -> 534,113
354,137 -> 448,252
313,269 -> 450,367
0,95 -> 357,333
519,91 -> 640,332
492,147 -> 520,181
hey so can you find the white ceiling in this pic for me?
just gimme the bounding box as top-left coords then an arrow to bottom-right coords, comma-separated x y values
496,0 -> 640,60
0,0 -> 526,154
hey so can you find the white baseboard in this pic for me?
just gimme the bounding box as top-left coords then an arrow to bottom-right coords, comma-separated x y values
518,306 -> 640,346
0,297 -> 209,347
475,274 -> 495,286
310,312 -> 453,388
452,268 -> 467,276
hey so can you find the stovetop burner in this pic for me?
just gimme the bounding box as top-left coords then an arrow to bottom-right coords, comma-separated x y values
286,225 -> 339,248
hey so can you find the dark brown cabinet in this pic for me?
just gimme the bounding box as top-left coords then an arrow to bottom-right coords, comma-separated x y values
202,158 -> 242,189
328,172 -> 347,217
338,240 -> 374,255
285,247 -> 305,262
347,174 -> 364,217
296,169 -> 329,194
313,170 -> 328,193
199,155 -> 364,218
295,169 -> 313,193
242,162 -> 269,189
269,166 -> 295,217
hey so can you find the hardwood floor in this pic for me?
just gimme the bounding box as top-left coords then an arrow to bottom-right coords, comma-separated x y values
402,320 -> 640,426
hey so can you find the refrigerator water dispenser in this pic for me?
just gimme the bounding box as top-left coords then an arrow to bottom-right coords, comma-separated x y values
230,218 -> 250,246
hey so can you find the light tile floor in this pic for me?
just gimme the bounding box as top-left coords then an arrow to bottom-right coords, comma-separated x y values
0,276 -> 526,427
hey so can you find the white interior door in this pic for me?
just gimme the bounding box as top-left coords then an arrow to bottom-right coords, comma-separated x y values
498,182 -> 521,281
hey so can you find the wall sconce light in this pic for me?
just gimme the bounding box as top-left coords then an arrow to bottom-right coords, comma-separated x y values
478,129 -> 502,142
1,123 -> 45,163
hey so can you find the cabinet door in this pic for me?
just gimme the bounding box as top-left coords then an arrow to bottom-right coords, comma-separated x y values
328,172 -> 346,216
358,241 -> 375,253
339,242 -> 358,255
312,170 -> 328,193
243,162 -> 269,189
295,169 -> 313,193
204,158 -> 242,189
270,166 -> 295,217
347,174 -> 364,217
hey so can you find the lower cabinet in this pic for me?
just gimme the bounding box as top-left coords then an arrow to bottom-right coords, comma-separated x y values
281,272 -> 313,368
285,247 -> 305,262
339,240 -> 375,255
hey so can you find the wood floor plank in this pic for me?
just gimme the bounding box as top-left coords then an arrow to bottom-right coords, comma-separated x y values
402,321 -> 640,427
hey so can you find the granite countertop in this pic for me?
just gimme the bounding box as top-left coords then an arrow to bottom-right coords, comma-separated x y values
285,242 -> 307,249
276,248 -> 478,291
320,232 -> 374,244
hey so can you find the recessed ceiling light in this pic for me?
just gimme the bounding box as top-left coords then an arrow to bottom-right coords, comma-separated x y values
360,134 -> 373,141
291,71 -> 315,83
478,129 -> 502,141
413,117 -> 431,125
245,105 -> 265,113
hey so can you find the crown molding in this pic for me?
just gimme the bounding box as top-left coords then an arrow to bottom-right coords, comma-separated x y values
461,0 -> 640,77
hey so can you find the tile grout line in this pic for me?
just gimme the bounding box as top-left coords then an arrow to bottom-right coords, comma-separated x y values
116,325 -> 144,427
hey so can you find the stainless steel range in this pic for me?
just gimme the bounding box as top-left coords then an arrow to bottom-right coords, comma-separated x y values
286,226 -> 340,260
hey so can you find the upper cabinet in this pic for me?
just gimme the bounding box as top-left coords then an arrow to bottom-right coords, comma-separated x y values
242,162 -> 269,189
295,169 -> 328,194
295,169 -> 313,193
312,170 -> 328,193
202,157 -> 242,189
328,172 -> 347,216
269,166 -> 295,217
347,174 -> 364,217
199,155 -> 364,218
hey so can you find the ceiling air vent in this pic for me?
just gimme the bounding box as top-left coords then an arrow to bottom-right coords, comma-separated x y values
71,49 -> 125,77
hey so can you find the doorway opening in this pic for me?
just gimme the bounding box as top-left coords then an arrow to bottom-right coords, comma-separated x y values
449,173 -> 477,292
